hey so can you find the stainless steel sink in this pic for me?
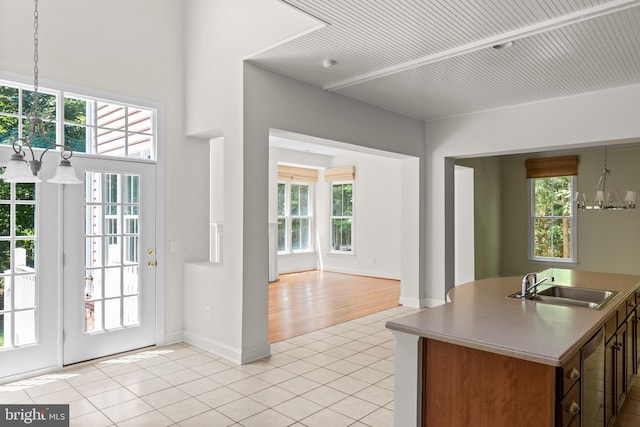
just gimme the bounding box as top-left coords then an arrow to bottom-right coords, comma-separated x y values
508,285 -> 619,309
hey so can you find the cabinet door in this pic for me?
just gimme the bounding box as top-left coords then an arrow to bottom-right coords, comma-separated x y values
615,323 -> 627,413
626,316 -> 635,393
605,336 -> 615,426
635,308 -> 640,375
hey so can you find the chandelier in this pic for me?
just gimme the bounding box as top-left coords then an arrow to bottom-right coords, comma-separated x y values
0,0 -> 81,185
574,147 -> 636,211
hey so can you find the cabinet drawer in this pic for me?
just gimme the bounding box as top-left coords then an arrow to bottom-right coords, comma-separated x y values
559,351 -> 581,395
559,382 -> 581,427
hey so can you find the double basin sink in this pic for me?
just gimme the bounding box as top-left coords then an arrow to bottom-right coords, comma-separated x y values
508,285 -> 619,310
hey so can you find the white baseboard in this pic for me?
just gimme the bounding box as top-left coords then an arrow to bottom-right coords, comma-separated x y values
163,330 -> 184,346
183,331 -> 271,365
0,364 -> 60,385
399,296 -> 446,308
321,266 -> 400,280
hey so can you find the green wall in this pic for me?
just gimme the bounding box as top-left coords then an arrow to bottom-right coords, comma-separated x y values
456,157 -> 502,279
460,145 -> 640,278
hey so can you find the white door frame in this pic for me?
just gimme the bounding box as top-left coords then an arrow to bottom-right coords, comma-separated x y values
62,157 -> 160,365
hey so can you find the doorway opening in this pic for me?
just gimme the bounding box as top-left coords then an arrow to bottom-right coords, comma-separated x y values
268,129 -> 419,342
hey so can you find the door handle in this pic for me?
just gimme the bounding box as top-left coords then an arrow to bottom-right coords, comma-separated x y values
148,261 -> 157,267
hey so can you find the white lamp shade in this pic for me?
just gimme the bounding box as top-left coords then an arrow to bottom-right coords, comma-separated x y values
1,153 -> 38,183
625,191 -> 637,203
594,191 -> 605,203
48,159 -> 83,184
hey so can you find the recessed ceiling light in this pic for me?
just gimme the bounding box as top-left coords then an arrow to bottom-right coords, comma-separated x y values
322,59 -> 337,68
493,41 -> 515,50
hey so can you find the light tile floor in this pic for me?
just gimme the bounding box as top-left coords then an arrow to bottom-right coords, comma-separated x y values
0,306 -> 418,427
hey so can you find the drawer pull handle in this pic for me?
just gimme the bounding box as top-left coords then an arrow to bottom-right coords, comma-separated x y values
568,367 -> 580,381
568,402 -> 580,415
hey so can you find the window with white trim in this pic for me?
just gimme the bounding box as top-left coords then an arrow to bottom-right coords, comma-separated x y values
526,156 -> 577,263
277,181 -> 312,253
330,182 -> 353,253
0,80 -> 155,160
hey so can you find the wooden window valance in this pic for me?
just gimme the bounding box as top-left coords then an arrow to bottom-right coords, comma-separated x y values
277,165 -> 318,183
324,165 -> 355,182
525,156 -> 578,179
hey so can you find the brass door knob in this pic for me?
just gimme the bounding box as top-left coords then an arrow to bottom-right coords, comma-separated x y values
148,261 -> 157,267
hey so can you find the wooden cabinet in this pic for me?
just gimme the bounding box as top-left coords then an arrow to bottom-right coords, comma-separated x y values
605,293 -> 638,426
557,352 -> 581,427
422,339 -> 556,426
634,290 -> 640,375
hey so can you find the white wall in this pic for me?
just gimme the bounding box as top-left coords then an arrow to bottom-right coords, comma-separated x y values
184,0 -> 423,364
240,63 -> 424,359
454,165 -> 474,286
0,0 -> 209,348
182,0 -> 324,363
319,153 -> 403,279
269,147 -> 405,279
425,84 -> 640,303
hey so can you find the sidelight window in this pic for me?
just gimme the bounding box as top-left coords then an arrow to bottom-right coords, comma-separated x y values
0,175 -> 37,348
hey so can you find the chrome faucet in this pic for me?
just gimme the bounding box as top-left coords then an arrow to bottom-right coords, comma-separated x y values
521,272 -> 554,298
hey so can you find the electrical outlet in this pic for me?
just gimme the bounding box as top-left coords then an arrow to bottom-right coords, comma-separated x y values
204,306 -> 211,319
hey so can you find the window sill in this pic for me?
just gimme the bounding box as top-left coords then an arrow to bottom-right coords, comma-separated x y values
528,257 -> 578,268
278,251 -> 315,256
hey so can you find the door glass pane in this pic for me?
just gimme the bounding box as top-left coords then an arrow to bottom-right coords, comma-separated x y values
83,171 -> 141,335
86,205 -> 102,235
14,309 -> 35,345
104,267 -> 121,298
104,298 -> 121,329
0,313 -> 5,347
0,276 -> 6,311
124,266 -> 139,295
1,312 -> 11,347
15,205 -> 35,236
86,300 -> 103,333
14,275 -> 35,309
105,236 -> 121,266
123,296 -> 138,326
0,205 -> 9,236
0,241 -> 8,272
16,240 -> 35,269
15,183 -> 35,201
0,180 -> 10,200
85,269 -> 101,300
86,237 -> 102,267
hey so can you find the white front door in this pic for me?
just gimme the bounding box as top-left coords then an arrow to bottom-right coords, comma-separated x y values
63,157 -> 156,365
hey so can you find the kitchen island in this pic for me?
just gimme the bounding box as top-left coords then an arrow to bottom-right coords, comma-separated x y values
386,269 -> 640,426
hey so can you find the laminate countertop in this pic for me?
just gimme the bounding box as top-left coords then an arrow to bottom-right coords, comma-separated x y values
385,269 -> 640,366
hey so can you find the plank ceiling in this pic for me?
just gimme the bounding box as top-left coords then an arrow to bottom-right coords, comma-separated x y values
248,0 -> 640,121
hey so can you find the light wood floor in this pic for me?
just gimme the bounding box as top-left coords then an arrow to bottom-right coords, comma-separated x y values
268,270 -> 401,343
